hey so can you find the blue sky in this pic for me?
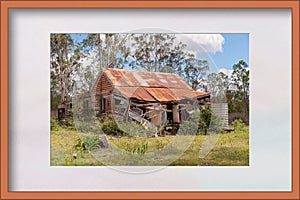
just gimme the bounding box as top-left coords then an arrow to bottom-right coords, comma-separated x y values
208,33 -> 249,70
70,33 -> 249,75
71,34 -> 85,43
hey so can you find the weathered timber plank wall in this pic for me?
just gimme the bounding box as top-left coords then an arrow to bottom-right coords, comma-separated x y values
211,103 -> 229,129
91,73 -> 113,111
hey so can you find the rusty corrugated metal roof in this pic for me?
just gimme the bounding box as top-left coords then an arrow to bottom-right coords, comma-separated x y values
104,69 -> 191,89
193,91 -> 210,98
116,87 -> 206,102
104,69 -> 209,102
145,88 -> 178,102
115,87 -> 156,102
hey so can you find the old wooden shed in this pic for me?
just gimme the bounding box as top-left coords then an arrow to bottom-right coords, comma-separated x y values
89,69 -> 210,133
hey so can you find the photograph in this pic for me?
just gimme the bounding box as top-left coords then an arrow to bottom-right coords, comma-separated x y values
50,33 -> 250,166
1,0 -> 298,198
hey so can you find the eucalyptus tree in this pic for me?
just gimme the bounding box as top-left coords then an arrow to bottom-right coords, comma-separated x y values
206,72 -> 230,103
181,57 -> 209,90
50,34 -> 82,108
82,33 -> 130,69
129,34 -> 185,72
231,60 -> 249,117
129,33 -> 209,89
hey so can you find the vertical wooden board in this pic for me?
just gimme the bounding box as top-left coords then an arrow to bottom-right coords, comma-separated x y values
149,109 -> 160,126
211,103 -> 229,129
173,105 -> 180,123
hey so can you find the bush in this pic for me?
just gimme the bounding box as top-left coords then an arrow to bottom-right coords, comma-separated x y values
75,119 -> 102,133
231,118 -> 246,132
178,112 -> 199,136
198,106 -> 212,135
63,117 -> 76,130
50,117 -> 60,131
118,119 -> 156,137
197,106 -> 223,135
101,118 -> 125,136
80,133 -> 101,151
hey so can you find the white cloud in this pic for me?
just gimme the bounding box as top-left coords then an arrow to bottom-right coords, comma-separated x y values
125,33 -> 225,56
219,68 -> 233,76
80,34 -> 225,66
177,34 -> 225,54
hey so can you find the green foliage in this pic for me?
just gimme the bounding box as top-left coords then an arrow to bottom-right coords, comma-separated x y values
97,115 -> 157,138
232,60 -> 249,93
81,34 -> 130,70
50,34 -> 83,105
111,136 -> 175,155
116,138 -> 149,155
231,118 -> 246,132
118,119 -> 156,138
226,90 -> 238,113
177,111 -> 199,136
101,118 -> 125,136
130,33 -> 209,90
72,100 -> 102,133
197,106 -> 223,135
198,106 -> 212,135
165,126 -> 172,131
177,107 -> 223,136
50,93 -> 60,111
50,117 -> 60,131
76,64 -> 99,93
199,60 -> 249,124
78,34 -> 130,92
75,118 -> 102,133
55,109 -> 76,130
181,59 -> 209,90
51,129 -> 104,166
231,60 -> 249,116
206,72 -> 229,103
80,133 -> 101,151
130,33 -> 180,72
63,118 -> 76,130
51,127 -> 249,166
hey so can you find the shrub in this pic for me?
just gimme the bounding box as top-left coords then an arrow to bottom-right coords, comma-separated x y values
198,106 -> 212,135
178,113 -> 198,136
101,118 -> 125,136
74,138 -> 83,149
118,119 -> 156,137
50,117 -> 59,131
197,106 -> 223,135
63,117 -> 76,130
80,133 -> 101,151
74,114 -> 103,133
231,118 -> 246,132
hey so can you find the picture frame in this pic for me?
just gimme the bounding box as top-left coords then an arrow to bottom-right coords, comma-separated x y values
1,0 -> 299,199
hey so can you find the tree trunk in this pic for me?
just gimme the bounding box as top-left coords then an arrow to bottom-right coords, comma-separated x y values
97,34 -> 102,69
58,39 -> 65,106
243,89 -> 248,121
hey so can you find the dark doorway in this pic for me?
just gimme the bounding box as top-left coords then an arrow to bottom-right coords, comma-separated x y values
166,104 -> 173,124
101,97 -> 106,113
58,108 -> 65,125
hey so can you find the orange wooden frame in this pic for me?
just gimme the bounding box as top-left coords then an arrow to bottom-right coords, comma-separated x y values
1,0 -> 299,199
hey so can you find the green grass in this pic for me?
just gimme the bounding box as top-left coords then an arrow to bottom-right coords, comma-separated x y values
50,127 -> 249,166
50,129 -> 103,166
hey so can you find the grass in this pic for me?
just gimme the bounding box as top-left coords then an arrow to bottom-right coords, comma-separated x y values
50,129 -> 103,166
50,127 -> 249,166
